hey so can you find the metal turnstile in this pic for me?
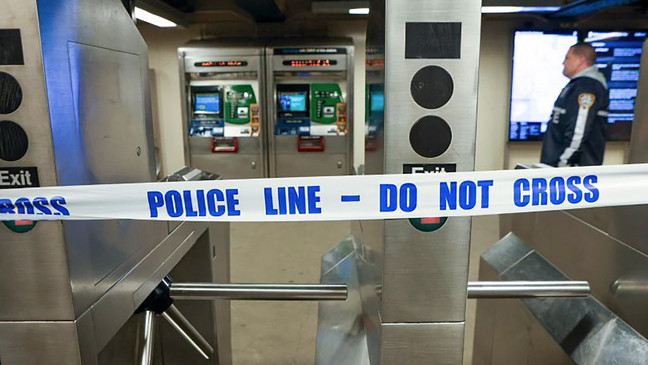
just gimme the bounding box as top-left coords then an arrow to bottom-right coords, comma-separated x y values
179,41 -> 267,179
474,39 -> 648,365
316,0 -> 483,363
4,0 -> 630,364
0,4 -> 354,361
0,1 -> 231,363
364,0 -> 482,363
266,40 -> 354,177
317,3 -> 590,364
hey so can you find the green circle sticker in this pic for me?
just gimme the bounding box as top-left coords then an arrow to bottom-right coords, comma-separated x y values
3,220 -> 37,233
409,217 -> 447,232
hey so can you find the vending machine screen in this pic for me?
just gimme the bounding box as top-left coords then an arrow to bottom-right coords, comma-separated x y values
370,90 -> 385,112
277,84 -> 310,119
194,93 -> 221,114
280,92 -> 307,112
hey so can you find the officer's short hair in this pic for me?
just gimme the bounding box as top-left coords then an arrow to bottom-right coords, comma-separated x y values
570,42 -> 597,66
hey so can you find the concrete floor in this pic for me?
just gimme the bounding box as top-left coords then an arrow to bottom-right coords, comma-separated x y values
230,216 -> 500,365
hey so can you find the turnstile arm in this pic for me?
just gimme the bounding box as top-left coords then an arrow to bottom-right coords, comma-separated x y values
169,281 -> 587,301
467,281 -> 590,298
161,304 -> 214,360
170,283 -> 348,301
138,310 -> 157,365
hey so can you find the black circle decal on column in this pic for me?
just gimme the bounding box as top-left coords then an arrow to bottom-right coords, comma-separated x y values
410,66 -> 453,109
0,72 -> 23,114
0,121 -> 29,161
409,116 -> 452,158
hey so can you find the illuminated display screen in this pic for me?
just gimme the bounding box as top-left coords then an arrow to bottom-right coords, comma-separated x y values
194,60 -> 248,67
509,30 -> 579,141
370,91 -> 384,112
282,59 -> 338,67
275,48 -> 346,55
587,31 -> 646,141
279,92 -> 307,112
194,93 -> 221,114
509,30 -> 646,141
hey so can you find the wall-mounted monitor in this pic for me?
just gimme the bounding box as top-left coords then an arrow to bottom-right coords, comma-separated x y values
509,30 -> 578,141
509,29 -> 646,142
587,31 -> 646,141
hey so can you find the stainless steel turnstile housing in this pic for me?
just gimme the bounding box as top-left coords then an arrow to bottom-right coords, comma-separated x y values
0,1 -> 231,364
317,1 -> 482,364
473,39 -> 648,365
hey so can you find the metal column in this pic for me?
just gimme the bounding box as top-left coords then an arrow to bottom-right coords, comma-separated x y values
364,0 -> 482,363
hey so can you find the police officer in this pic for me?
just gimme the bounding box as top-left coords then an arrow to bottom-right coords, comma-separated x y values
541,42 -> 609,167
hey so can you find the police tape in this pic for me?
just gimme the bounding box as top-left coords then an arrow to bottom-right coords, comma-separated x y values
0,164 -> 647,222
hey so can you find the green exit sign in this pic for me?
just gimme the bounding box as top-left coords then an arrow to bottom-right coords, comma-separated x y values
3,220 -> 37,233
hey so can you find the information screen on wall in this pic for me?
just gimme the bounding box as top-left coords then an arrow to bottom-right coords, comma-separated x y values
509,30 -> 577,141
587,31 -> 646,141
509,30 -> 646,142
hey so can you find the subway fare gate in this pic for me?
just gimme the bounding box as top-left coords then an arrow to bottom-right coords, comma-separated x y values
0,0 -> 233,364
318,0 -> 484,364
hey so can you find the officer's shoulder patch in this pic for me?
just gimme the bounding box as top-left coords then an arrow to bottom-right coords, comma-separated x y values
578,93 -> 595,108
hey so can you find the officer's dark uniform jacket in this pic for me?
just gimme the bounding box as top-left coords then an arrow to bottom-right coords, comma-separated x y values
541,66 -> 609,167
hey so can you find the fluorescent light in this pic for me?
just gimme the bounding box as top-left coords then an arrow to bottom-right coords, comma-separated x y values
349,7 -> 370,14
312,1 -> 370,14
521,6 -> 561,12
481,6 -> 560,13
482,6 -> 524,13
134,7 -> 177,27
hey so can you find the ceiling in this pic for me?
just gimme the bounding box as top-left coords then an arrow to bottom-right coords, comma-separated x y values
135,0 -> 648,27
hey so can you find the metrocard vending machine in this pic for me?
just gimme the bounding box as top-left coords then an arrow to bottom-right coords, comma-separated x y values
266,40 -> 353,177
179,41 -> 266,178
364,55 -> 385,175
